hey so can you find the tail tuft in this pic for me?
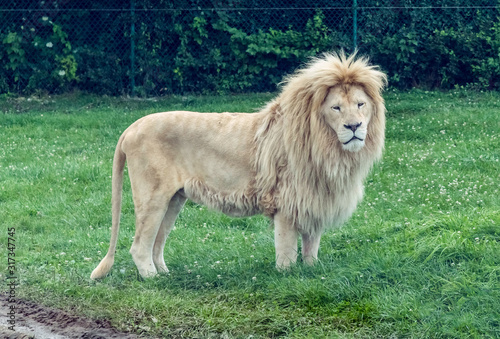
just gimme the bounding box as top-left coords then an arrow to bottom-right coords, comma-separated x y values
90,254 -> 114,280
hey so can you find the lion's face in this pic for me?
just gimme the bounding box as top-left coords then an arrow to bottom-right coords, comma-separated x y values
321,85 -> 374,152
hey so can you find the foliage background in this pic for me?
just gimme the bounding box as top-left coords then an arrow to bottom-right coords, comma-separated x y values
0,0 -> 500,96
0,0 -> 499,96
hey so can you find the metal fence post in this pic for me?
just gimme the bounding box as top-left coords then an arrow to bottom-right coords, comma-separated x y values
353,0 -> 358,51
130,0 -> 136,96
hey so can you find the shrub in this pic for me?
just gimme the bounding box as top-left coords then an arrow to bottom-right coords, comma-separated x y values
0,1 -> 498,95
472,21 -> 500,89
1,17 -> 77,94
170,10 -> 337,94
360,1 -> 499,90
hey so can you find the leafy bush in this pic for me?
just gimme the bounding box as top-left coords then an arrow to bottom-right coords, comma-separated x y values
1,17 -> 77,94
0,1 -> 498,95
472,21 -> 500,89
360,1 -> 499,90
364,24 -> 500,90
171,10 -> 336,94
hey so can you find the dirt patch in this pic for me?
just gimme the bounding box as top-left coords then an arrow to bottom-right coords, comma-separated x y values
0,294 -> 141,339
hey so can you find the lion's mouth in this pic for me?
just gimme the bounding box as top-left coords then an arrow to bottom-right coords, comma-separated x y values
343,136 -> 364,145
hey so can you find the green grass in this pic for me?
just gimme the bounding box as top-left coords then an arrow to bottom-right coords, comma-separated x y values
1,90 -> 499,338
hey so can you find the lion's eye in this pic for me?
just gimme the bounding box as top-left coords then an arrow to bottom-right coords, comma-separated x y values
358,102 -> 365,108
332,106 -> 341,112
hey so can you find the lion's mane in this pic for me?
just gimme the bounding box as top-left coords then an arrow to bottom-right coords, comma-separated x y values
253,52 -> 387,235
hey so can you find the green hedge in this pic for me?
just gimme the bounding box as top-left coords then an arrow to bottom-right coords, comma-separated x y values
361,3 -> 500,90
0,1 -> 498,95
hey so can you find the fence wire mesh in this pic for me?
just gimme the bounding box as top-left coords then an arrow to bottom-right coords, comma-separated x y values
1,1 -> 498,96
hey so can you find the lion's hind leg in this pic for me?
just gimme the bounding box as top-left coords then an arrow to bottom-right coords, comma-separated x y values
129,196 -> 169,278
152,192 -> 186,273
127,161 -> 181,278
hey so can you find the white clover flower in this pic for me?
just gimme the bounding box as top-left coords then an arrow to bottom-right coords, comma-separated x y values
58,70 -> 66,76
46,42 -> 53,48
42,16 -> 49,21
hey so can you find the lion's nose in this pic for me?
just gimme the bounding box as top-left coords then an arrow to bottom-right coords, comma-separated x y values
344,122 -> 362,132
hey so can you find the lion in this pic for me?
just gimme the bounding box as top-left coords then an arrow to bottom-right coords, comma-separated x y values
90,51 -> 387,280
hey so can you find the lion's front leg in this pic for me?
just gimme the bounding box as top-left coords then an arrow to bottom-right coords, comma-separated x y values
273,212 -> 299,270
301,232 -> 321,265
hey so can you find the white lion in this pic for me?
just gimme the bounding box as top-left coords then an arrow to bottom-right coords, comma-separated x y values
91,52 -> 387,279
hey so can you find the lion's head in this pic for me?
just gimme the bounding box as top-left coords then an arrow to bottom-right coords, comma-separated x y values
276,51 -> 387,157
321,85 -> 374,152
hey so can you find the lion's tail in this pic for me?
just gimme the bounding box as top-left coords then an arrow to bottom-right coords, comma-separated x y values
90,133 -> 127,280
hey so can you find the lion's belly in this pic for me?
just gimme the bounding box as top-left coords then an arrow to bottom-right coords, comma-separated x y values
180,154 -> 258,217
183,178 -> 260,217
183,154 -> 253,192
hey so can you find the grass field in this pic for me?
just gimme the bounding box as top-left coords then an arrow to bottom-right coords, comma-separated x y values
1,90 -> 499,338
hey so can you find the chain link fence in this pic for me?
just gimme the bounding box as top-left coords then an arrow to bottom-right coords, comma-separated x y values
1,1 -> 498,96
